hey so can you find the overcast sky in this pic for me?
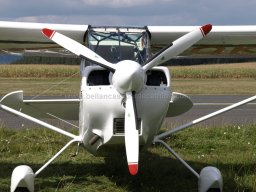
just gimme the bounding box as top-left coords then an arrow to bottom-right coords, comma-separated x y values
0,0 -> 255,26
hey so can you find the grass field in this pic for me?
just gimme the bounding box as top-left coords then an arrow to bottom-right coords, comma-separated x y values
0,64 -> 80,78
0,63 -> 255,79
0,125 -> 256,191
169,63 -> 256,79
0,63 -> 255,191
1,78 -> 256,96
0,63 -> 256,96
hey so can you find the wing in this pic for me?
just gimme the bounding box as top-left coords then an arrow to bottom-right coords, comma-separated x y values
148,25 -> 256,57
1,21 -> 256,57
0,91 -> 79,120
0,21 -> 88,56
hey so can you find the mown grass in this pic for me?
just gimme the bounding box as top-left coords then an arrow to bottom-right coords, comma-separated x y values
0,125 -> 256,191
0,64 -> 80,78
169,63 -> 256,79
0,63 -> 255,79
0,63 -> 256,96
1,78 -> 255,96
171,79 -> 256,95
0,79 -> 80,97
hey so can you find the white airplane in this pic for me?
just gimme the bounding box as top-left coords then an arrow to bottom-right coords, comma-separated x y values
0,21 -> 256,192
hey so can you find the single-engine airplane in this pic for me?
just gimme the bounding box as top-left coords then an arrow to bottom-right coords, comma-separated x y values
0,21 -> 256,192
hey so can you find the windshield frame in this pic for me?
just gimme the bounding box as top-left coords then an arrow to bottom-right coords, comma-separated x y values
85,26 -> 151,65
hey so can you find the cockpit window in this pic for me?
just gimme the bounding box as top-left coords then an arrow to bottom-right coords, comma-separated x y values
86,27 -> 151,65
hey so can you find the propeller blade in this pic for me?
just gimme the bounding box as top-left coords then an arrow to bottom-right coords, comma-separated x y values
143,24 -> 212,71
125,92 -> 139,175
42,28 -> 116,72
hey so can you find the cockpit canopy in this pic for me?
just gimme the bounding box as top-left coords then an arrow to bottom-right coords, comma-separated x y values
85,26 -> 151,65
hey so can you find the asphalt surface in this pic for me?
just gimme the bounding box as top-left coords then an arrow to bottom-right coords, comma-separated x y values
0,95 -> 255,129
166,95 -> 256,128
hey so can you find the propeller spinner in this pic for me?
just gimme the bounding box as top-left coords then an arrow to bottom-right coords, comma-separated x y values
42,24 -> 212,175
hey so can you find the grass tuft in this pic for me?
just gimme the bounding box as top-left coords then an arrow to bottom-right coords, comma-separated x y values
0,125 -> 256,191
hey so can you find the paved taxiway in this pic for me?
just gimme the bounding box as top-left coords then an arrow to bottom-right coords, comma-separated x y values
166,95 -> 256,128
0,95 -> 255,129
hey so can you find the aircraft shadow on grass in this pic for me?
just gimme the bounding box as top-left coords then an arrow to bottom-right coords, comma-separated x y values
0,148 -> 254,192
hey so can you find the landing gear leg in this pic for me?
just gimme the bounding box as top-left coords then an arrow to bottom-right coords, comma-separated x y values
154,139 -> 223,192
11,138 -> 81,192
153,95 -> 256,191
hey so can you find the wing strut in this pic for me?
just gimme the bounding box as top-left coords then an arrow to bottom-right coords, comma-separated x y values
154,95 -> 256,141
0,104 -> 78,139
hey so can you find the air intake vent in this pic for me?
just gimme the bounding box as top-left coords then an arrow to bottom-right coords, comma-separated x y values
113,118 -> 141,135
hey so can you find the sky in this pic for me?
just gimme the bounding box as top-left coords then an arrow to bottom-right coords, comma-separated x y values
0,0 -> 255,26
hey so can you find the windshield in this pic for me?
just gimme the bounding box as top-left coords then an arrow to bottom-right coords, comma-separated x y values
86,27 -> 151,65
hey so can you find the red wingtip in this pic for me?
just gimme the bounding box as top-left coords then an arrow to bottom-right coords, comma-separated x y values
201,24 -> 212,36
42,28 -> 55,39
128,163 -> 138,175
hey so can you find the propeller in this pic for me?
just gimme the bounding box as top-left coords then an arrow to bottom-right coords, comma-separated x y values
42,29 -> 116,72
125,91 -> 139,175
143,24 -> 212,71
42,24 -> 212,175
